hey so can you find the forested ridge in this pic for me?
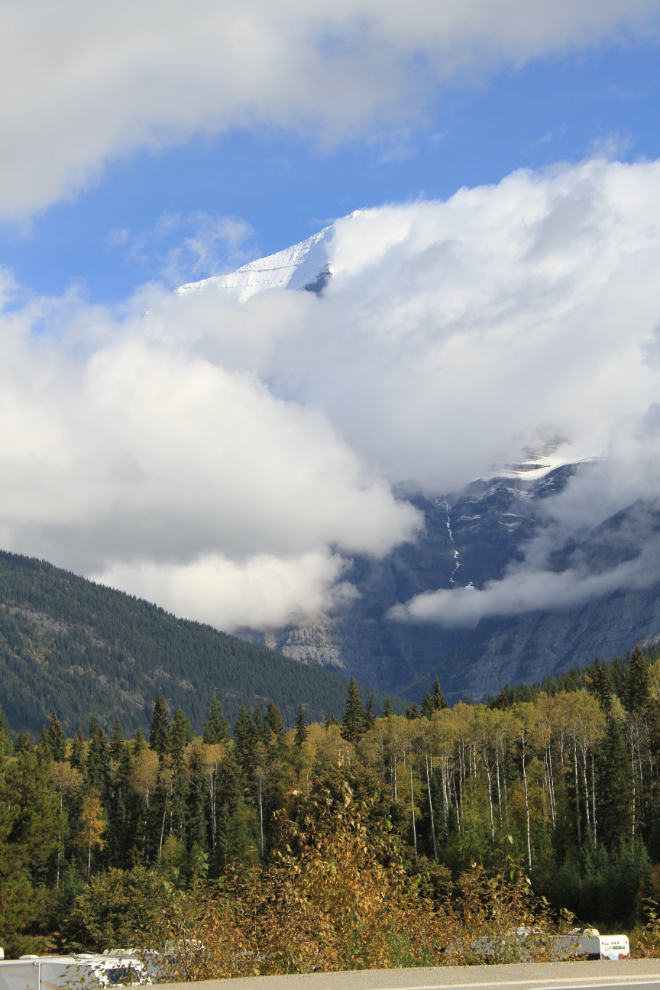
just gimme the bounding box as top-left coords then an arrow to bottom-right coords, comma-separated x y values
0,550 -> 403,736
5,646 -> 660,970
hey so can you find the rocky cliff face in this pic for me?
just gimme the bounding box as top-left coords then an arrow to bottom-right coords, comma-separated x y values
240,465 -> 660,704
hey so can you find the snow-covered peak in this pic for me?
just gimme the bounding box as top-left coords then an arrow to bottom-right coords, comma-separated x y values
177,224 -> 334,302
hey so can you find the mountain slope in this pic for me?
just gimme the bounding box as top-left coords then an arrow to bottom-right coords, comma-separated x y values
0,551 -> 405,738
177,225 -> 334,301
242,466 -> 660,703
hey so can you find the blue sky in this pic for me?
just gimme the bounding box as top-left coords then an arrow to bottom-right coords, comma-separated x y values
1,20 -> 658,304
1,1 -> 660,633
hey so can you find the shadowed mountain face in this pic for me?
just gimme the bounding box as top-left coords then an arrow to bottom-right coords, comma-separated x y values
241,465 -> 660,704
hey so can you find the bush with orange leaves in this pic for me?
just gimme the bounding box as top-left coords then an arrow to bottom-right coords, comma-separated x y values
137,770 -> 582,980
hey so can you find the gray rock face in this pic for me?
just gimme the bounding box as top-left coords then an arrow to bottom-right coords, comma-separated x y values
240,465 -> 660,704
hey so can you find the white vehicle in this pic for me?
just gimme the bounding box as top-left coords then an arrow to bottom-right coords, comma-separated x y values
578,930 -> 630,960
0,951 -> 151,990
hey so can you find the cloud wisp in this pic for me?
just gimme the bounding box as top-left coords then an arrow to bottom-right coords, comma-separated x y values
108,212 -> 257,288
0,0 -> 658,219
1,156 -> 660,630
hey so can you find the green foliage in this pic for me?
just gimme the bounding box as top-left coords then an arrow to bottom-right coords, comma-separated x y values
62,866 -> 174,952
0,550 -> 405,738
0,745 -> 64,955
294,705 -> 307,747
149,694 -> 170,757
203,694 -> 230,744
341,676 -> 365,743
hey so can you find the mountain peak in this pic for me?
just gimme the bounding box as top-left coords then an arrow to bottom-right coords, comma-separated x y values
177,224 -> 334,301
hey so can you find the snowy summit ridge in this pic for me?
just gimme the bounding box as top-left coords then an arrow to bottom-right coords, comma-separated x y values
177,224 -> 334,302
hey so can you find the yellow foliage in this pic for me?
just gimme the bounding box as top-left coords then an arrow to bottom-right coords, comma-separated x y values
137,779 -> 577,980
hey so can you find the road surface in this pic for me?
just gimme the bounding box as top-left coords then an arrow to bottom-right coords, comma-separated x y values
165,958 -> 660,990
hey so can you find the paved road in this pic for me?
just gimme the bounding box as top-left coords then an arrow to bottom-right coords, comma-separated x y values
165,959 -> 660,990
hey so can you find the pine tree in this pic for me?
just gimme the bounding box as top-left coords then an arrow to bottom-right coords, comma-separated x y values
110,718 -> 124,762
234,706 -> 256,779
14,732 -> 34,754
69,728 -> 85,771
169,710 -> 190,767
132,727 -> 147,755
432,676 -> 448,711
627,645 -> 650,713
421,691 -> 435,719
87,727 -> 110,792
203,694 -> 230,744
266,700 -> 284,739
590,658 -> 613,714
598,716 -> 633,852
45,712 -> 66,762
294,705 -> 308,747
341,677 -> 365,743
169,711 -> 192,842
186,746 -> 208,852
149,694 -> 170,758
106,743 -> 133,869
252,705 -> 266,743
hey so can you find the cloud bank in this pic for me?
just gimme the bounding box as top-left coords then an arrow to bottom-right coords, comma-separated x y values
2,156 -> 660,629
0,0 -> 658,218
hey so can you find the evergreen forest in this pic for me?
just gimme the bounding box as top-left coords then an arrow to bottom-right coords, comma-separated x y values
0,550 -> 402,736
5,647 -> 660,973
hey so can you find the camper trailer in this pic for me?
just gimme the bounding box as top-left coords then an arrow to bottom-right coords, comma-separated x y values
0,951 -> 149,990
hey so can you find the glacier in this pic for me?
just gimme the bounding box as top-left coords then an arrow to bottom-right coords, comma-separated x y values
177,224 -> 334,302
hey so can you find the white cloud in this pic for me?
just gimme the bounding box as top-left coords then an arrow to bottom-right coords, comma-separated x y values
390,532 -> 660,627
0,0 -> 658,218
2,156 -> 660,630
108,212 -> 256,287
0,288 -> 420,630
90,551 -> 350,632
256,157 -> 660,495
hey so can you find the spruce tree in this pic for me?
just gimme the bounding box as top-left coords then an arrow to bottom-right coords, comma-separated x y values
46,712 -> 66,762
110,718 -> 124,762
432,676 -> 448,711
421,691 -> 435,719
149,694 -> 170,758
341,677 -> 365,743
364,696 -> 377,729
234,706 -> 256,779
294,705 -> 308,747
590,658 -> 613,714
383,697 -> 394,719
87,727 -> 110,792
186,746 -> 208,852
69,728 -> 85,771
252,705 -> 266,743
598,716 -> 633,851
266,700 -> 284,739
107,743 -> 133,869
132,727 -> 147,754
627,645 -> 650,713
203,694 -> 230,744
169,710 -> 190,767
14,732 -> 34,754
169,711 -> 191,841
